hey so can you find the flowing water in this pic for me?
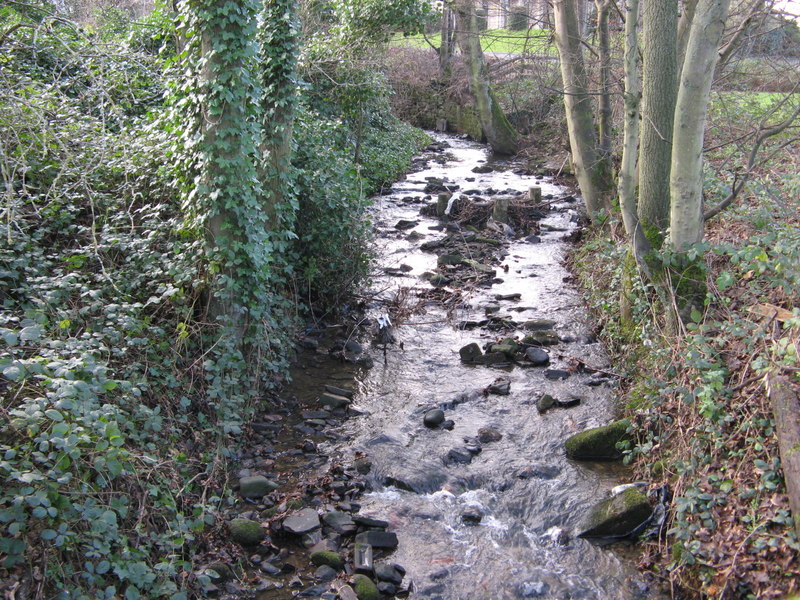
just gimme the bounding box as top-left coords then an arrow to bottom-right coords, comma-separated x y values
280,134 -> 661,600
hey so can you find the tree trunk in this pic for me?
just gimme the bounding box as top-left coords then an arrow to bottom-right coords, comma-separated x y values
260,0 -> 299,241
669,0 -> 730,250
552,0 -> 610,220
453,0 -> 519,155
638,0 -> 678,245
618,0 -> 640,241
440,5 -> 455,76
677,0 -> 698,69
594,0 -> 613,170
198,0 -> 257,334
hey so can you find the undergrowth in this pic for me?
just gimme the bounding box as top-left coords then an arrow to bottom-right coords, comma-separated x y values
0,2 -> 427,597
573,203 -> 800,597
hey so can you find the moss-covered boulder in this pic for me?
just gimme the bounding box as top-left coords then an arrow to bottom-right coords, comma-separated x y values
522,330 -> 559,346
578,487 -> 652,539
310,550 -> 345,570
229,518 -> 266,546
523,319 -> 557,331
565,419 -> 630,461
490,337 -> 519,358
352,574 -> 379,600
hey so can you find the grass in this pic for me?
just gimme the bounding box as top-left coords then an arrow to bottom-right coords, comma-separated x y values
391,28 -> 554,55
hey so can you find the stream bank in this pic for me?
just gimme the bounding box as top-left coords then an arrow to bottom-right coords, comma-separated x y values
211,134 -> 667,600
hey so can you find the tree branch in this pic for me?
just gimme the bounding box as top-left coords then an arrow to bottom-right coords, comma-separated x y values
718,0 -> 774,70
704,99 -> 800,220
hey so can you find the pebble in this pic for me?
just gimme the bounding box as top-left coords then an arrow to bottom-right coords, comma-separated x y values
423,409 -> 445,428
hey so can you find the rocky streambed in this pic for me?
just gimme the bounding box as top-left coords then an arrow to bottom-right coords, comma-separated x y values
206,134 -> 667,600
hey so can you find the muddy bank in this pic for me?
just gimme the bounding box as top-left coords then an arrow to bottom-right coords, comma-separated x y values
205,134 -> 665,600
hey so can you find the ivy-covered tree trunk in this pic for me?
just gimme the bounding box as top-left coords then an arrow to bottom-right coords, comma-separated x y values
195,0 -> 262,330
452,0 -> 518,155
259,0 -> 299,257
192,0 -> 286,430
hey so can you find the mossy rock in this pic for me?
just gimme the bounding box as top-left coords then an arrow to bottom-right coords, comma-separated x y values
578,487 -> 652,539
229,518 -> 266,546
205,561 -> 235,583
310,550 -> 345,570
459,342 -> 483,363
565,419 -> 630,461
522,330 -> 559,346
490,343 -> 518,358
352,574 -> 379,600
438,254 -> 465,266
523,319 -> 557,331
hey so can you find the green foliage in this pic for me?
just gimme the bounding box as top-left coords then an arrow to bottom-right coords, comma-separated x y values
0,1 -> 430,596
575,225 -> 800,594
0,6 -> 212,597
334,0 -> 433,45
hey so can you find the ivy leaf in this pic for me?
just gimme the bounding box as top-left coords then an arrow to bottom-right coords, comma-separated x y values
1,329 -> 18,346
2,363 -> 24,381
45,409 -> 64,422
20,325 -> 43,342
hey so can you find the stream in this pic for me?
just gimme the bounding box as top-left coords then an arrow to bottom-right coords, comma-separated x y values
254,133 -> 662,600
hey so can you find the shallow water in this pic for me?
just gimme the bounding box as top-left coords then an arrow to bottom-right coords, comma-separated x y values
280,134 -> 660,600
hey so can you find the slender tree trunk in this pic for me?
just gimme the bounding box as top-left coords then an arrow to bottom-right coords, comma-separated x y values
638,0 -> 678,245
552,0 -> 610,220
594,1 -> 612,155
677,0 -> 698,70
453,0 -> 519,155
440,5 -> 455,76
618,0 -> 640,241
594,0 -> 613,193
669,0 -> 730,250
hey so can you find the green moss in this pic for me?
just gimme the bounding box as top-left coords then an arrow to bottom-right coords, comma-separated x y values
310,550 -> 345,570
229,518 -> 266,546
352,574 -> 379,600
286,499 -> 304,510
579,487 -> 652,538
565,419 -> 631,461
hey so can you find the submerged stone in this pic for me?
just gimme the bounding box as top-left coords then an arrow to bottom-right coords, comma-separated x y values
522,330 -> 560,346
310,550 -> 345,570
229,518 -> 266,546
536,394 -> 556,414
319,392 -> 351,409
578,487 -> 653,539
525,347 -> 550,366
523,319 -> 557,331
565,419 -> 631,461
477,427 -> 502,443
423,409 -> 445,428
459,343 -> 483,363
239,475 -> 278,499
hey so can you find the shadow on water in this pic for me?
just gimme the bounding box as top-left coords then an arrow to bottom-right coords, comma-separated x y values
261,134 -> 664,600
